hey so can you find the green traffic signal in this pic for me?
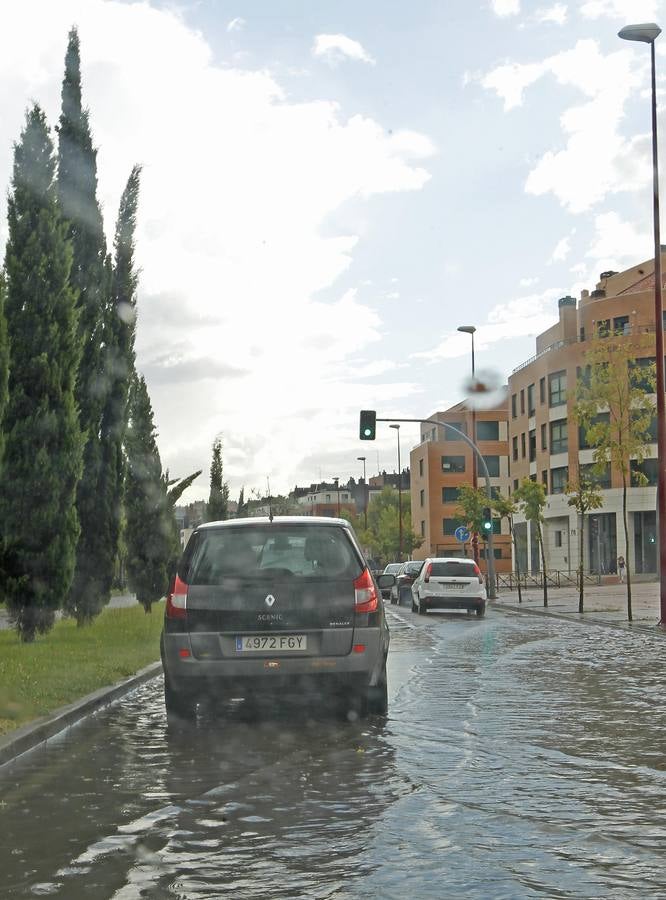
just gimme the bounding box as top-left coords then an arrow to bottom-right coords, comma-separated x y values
482,507 -> 492,537
359,410 -> 376,440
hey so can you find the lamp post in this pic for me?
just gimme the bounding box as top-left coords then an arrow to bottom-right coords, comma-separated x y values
389,424 -> 403,561
458,325 -> 479,565
357,455 -> 368,529
619,22 -> 666,625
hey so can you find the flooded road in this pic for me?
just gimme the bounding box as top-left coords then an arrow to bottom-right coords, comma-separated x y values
1,606 -> 666,898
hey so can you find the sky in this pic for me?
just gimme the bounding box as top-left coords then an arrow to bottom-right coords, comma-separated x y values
0,0 -> 665,502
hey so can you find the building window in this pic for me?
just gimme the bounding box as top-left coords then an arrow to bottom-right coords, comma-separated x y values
432,428 -> 437,441
580,463 -> 611,489
527,384 -> 535,416
512,435 -> 518,461
629,357 -> 656,393
326,494 -> 331,502
539,377 -> 545,404
520,389 -> 525,415
477,420 -> 499,441
485,455 -> 500,477
443,486 -> 460,503
521,433 -> 526,458
421,520 -> 425,537
551,466 -> 568,494
554,530 -> 563,548
631,458 -> 658,486
511,394 -> 517,418
597,318 -> 611,337
529,430 -> 536,462
542,470 -> 548,490
444,422 -> 465,440
420,489 -> 424,507
549,370 -> 567,407
550,419 -> 568,454
541,423 -> 547,451
443,518 -> 458,536
579,326 -> 585,343
419,458 -> 424,477
513,479 -> 519,492
442,456 -> 465,473
578,413 -> 610,449
613,315 -> 630,335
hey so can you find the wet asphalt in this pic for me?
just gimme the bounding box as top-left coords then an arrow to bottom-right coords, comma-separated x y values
1,602 -> 665,899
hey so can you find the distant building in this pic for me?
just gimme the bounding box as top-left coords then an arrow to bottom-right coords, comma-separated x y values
295,482 -> 356,518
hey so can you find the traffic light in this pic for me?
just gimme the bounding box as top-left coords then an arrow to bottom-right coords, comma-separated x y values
482,507 -> 493,538
359,410 -> 377,440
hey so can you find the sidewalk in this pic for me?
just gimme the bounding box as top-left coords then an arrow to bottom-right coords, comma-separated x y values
493,579 -> 665,634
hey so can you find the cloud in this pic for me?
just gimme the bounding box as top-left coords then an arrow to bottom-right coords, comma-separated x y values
226,17 -> 245,33
520,276 -> 540,287
535,3 -> 568,24
490,0 -> 521,15
312,34 -> 375,66
413,288 -> 561,363
580,0 -> 660,19
0,1 -> 434,497
549,232 -> 574,263
482,39 -> 649,212
584,212 -> 651,267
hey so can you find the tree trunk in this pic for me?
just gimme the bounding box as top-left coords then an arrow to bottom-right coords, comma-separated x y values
578,512 -> 585,614
537,521 -> 548,607
509,518 -> 522,603
622,479 -> 632,622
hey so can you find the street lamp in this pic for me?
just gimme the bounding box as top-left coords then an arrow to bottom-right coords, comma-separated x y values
619,22 -> 666,625
457,325 -> 479,565
357,456 -> 368,529
389,424 -> 403,561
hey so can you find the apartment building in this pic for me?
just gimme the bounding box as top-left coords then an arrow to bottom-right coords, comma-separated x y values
409,399 -> 512,571
508,255 -> 662,576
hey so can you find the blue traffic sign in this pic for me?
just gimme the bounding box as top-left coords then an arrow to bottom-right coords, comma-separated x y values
454,526 -> 470,543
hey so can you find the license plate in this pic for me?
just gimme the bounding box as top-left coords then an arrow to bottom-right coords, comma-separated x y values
443,583 -> 466,591
235,634 -> 307,652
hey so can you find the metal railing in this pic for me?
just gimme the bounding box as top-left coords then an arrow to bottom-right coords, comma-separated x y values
494,570 -> 600,590
512,324 -> 658,374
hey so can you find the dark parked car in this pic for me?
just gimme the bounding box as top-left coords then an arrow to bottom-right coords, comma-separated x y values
380,562 -> 402,599
161,517 -> 394,722
390,560 -> 423,605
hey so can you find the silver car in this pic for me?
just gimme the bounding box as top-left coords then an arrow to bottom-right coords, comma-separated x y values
411,557 -> 487,617
161,517 -> 392,722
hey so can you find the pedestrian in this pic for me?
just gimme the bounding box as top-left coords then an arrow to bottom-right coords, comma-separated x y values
617,556 -> 626,583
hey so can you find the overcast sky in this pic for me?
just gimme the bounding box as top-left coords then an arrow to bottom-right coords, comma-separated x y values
1,0 -> 664,501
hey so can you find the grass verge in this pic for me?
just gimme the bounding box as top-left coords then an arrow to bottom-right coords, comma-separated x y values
0,601 -> 164,736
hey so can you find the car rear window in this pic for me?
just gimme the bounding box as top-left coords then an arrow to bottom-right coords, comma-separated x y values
384,564 -> 402,574
430,561 -> 477,577
403,562 -> 422,576
185,525 -> 363,584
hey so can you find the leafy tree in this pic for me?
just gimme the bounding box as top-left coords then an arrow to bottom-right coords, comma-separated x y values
566,470 -> 603,614
362,486 -> 422,562
514,478 -> 548,607
455,483 -> 487,539
0,105 -> 84,641
57,28 -> 114,624
207,437 -> 230,521
91,166 -> 142,622
125,374 -> 171,612
573,334 -> 655,621
492,491 -> 523,604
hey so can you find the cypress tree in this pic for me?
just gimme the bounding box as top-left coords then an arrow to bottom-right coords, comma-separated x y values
0,105 -> 84,641
207,438 -> 229,521
125,374 -> 171,612
57,27 -> 111,624
94,166 -> 141,616
0,273 -> 9,463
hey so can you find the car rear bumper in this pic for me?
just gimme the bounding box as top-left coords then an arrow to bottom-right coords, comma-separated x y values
162,627 -> 385,696
420,595 -> 485,611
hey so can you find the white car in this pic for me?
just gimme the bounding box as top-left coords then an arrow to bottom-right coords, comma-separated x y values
411,557 -> 487,617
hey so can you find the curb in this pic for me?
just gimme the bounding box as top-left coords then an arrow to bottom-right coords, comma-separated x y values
0,660 -> 163,769
493,600 -> 665,637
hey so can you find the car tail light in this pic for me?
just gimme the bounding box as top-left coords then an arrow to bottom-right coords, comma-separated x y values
354,568 -> 378,613
424,563 -> 433,583
166,574 -> 188,619
473,563 -> 484,584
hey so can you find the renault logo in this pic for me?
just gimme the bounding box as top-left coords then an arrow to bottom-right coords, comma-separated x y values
264,594 -> 276,607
